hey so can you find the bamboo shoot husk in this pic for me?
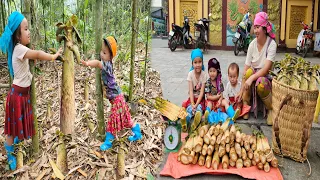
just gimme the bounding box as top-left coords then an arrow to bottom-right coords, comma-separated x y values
257,162 -> 264,170
202,144 -> 208,156
235,143 -> 241,158
208,125 -> 215,135
192,153 -> 200,165
236,159 -> 243,169
236,131 -> 241,143
198,155 -> 206,166
241,147 -> 247,160
215,144 -> 219,151
226,143 -> 230,153
216,134 -> 222,145
188,151 -> 195,163
230,124 -> 236,134
207,145 -> 214,156
229,147 -> 237,162
177,142 -> 186,162
193,136 -> 204,153
205,155 -> 212,168
222,155 -> 229,169
204,132 -> 211,145
229,160 -> 236,167
244,159 -> 251,167
260,154 -> 266,164
218,145 -> 226,157
271,157 -> 278,168
199,125 -> 210,137
264,162 -> 270,172
214,124 -> 221,136
225,129 -> 230,143
180,152 -> 190,165
254,150 -> 260,164
184,136 -> 195,154
252,159 -> 257,166
210,134 -> 216,145
211,151 -> 220,170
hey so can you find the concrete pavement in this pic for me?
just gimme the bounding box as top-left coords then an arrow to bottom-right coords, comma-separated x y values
151,38 -> 320,180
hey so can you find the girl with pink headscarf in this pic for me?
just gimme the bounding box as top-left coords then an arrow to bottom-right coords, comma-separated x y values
237,12 -> 277,124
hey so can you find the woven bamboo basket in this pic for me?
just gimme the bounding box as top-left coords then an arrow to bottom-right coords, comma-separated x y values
271,79 -> 319,162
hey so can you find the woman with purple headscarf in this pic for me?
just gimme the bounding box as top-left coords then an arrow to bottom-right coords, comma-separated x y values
237,12 -> 277,124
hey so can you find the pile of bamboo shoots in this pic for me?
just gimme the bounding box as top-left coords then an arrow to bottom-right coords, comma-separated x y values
270,54 -> 319,90
177,119 -> 278,173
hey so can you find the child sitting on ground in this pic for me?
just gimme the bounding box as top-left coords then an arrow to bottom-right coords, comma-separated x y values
221,63 -> 241,120
204,58 -> 224,121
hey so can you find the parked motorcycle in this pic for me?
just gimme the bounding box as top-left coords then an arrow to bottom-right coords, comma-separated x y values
296,22 -> 314,58
194,16 -> 211,51
233,12 -> 252,56
168,17 -> 192,51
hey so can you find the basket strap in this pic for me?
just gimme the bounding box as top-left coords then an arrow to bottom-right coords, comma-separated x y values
273,94 -> 292,155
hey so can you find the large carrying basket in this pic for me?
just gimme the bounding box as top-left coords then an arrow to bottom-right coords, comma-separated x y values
271,79 -> 319,162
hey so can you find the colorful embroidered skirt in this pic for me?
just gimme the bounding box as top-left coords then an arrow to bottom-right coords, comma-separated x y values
5,84 -> 34,140
106,94 -> 133,136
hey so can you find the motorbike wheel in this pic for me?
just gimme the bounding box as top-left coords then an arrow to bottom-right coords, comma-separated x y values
302,44 -> 308,58
169,36 -> 177,52
234,40 -> 240,56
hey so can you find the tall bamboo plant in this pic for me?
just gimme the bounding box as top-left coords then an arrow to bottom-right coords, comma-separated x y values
129,0 -> 137,101
94,0 -> 105,140
22,0 -> 40,156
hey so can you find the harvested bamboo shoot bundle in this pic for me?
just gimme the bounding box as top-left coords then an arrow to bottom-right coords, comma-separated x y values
271,157 -> 278,168
211,151 -> 220,170
205,155 -> 212,168
264,162 -> 270,172
235,143 -> 242,158
188,151 -> 195,163
230,160 -> 236,167
199,125 -> 210,137
198,155 -> 206,166
222,155 -> 229,169
244,159 -> 251,167
248,149 -> 254,160
262,137 -> 274,162
192,153 -> 200,165
241,147 -> 247,160
204,132 -> 211,145
207,145 -> 214,156
229,147 -> 238,162
236,159 -> 243,169
218,145 -> 226,157
210,134 -> 216,145
226,143 -> 231,153
202,144 -> 208,156
194,136 -> 204,153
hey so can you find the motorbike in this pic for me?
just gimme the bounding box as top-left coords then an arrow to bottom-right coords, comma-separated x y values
233,13 -> 252,56
168,17 -> 192,51
194,16 -> 211,51
296,22 -> 314,58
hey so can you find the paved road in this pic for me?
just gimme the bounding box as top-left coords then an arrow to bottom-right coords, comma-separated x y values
151,38 -> 320,180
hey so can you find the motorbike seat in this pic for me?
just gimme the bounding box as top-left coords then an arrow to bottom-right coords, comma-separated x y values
172,24 -> 183,31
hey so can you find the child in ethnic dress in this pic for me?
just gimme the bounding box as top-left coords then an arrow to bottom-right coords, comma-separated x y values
81,36 -> 142,151
182,49 -> 206,129
0,11 -> 62,170
203,58 -> 224,120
